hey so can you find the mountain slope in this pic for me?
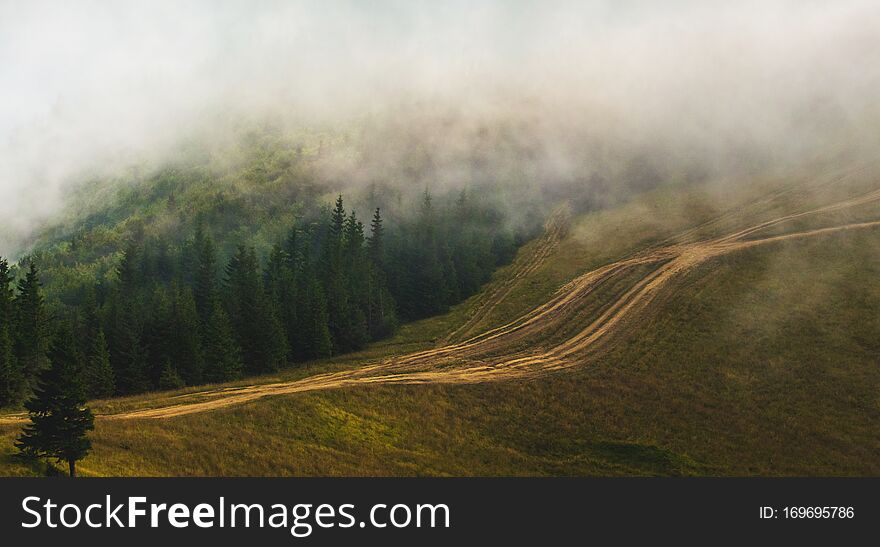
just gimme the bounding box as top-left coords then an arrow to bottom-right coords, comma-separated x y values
1,162 -> 879,475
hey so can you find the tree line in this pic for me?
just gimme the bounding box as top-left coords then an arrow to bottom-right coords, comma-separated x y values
0,190 -> 518,405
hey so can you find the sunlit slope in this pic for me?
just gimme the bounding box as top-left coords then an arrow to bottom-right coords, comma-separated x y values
1,163 -> 879,476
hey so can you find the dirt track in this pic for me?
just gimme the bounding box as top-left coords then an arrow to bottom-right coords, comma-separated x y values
438,203 -> 571,344
2,186 -> 879,424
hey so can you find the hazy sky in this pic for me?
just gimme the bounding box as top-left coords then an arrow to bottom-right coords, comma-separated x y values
1,0 -> 879,255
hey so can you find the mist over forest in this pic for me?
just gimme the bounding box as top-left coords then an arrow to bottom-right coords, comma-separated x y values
2,0 -> 879,257
2,0 -> 880,484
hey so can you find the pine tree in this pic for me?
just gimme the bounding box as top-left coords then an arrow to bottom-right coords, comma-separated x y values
15,327 -> 94,477
112,305 -> 150,394
323,195 -> 352,352
110,246 -> 150,394
279,227 -> 302,357
0,257 -> 13,323
329,195 -> 347,256
202,300 -> 243,382
440,241 -> 460,306
367,208 -> 385,265
77,288 -> 114,398
292,227 -> 332,361
264,242 -> 296,358
14,261 -> 48,395
0,319 -> 16,407
366,209 -> 397,338
300,276 -> 333,360
343,211 -> 369,349
225,246 -> 287,373
0,258 -> 20,406
193,222 -> 218,322
284,224 -> 301,270
412,189 -> 447,317
145,285 -> 174,388
170,284 -> 204,385
158,359 -> 184,390
84,328 -> 115,398
189,224 -> 229,383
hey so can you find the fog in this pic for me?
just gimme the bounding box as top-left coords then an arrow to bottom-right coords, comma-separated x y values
2,0 -> 879,256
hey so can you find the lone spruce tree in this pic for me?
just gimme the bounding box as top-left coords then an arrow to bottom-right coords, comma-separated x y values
15,328 -> 94,477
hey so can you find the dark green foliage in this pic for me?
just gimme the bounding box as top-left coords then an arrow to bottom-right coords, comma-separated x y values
13,262 -> 49,396
294,228 -> 333,360
225,246 -> 288,373
145,286 -> 174,387
107,246 -> 151,394
366,208 -> 397,338
323,195 -> 353,354
111,305 -> 150,395
192,221 -> 218,322
158,359 -> 185,390
201,301 -> 243,383
0,321 -> 16,407
84,328 -> 115,399
264,241 -> 296,357
390,190 -> 454,319
0,184 -> 521,401
192,224 -> 241,382
169,284 -> 204,385
78,289 -> 115,398
300,277 -> 333,360
0,258 -> 20,406
15,327 -> 95,477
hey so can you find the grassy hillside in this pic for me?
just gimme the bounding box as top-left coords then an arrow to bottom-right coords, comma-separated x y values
1,165 -> 879,476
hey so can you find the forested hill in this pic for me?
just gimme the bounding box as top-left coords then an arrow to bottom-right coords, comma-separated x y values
0,128 -> 537,406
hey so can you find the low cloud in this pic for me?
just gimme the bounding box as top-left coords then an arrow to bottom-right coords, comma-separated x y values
2,0 -> 879,255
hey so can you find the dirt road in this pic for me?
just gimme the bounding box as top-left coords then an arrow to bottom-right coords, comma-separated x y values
88,186 -> 880,421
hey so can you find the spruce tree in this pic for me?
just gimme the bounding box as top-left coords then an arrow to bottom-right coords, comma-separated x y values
323,195 -> 352,352
366,209 -> 397,338
0,318 -> 16,407
76,288 -> 114,398
15,327 -> 94,477
189,224 -> 234,383
193,222 -> 218,322
0,257 -> 13,323
109,243 -> 151,394
225,246 -> 287,373
440,241 -> 460,306
265,242 -> 296,358
282,224 -> 305,356
283,224 -> 301,270
202,300 -> 243,382
14,261 -> 48,394
158,359 -> 184,390
84,328 -> 115,398
367,208 -> 385,265
112,305 -> 150,394
170,284 -> 204,385
145,285 -> 174,388
300,276 -> 333,360
413,189 -> 447,317
343,211 -> 369,349
0,258 -> 19,406
292,227 -> 332,361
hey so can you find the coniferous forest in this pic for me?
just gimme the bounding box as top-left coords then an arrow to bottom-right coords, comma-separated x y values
0,189 -> 521,405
